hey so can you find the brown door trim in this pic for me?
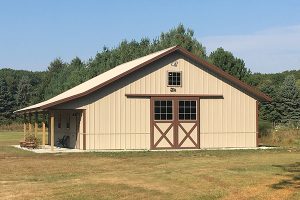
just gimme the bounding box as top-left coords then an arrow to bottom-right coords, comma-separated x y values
176,97 -> 200,149
126,94 -> 223,98
150,96 -> 200,150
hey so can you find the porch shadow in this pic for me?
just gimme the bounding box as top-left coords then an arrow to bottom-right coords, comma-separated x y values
271,162 -> 300,189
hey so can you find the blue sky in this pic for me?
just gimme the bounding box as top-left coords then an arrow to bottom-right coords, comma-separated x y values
0,0 -> 299,73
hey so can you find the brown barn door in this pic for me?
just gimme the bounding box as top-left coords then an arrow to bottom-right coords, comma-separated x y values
150,97 -> 200,149
151,98 -> 175,149
177,99 -> 200,149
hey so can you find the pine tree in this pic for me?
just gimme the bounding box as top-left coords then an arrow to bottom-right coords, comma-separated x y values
0,78 -> 15,125
208,48 -> 251,82
278,75 -> 300,125
259,84 -> 282,125
16,75 -> 32,108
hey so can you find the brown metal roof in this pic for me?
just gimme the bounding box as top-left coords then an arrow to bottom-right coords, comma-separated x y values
15,46 -> 271,113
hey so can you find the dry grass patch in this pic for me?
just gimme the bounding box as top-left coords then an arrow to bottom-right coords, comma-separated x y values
0,132 -> 300,200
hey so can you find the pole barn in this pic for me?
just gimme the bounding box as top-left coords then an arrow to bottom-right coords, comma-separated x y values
16,46 -> 271,150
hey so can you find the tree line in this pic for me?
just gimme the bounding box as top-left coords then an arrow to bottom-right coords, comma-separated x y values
0,24 -> 299,127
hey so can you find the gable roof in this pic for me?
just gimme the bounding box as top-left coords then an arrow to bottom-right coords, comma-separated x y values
15,46 -> 271,113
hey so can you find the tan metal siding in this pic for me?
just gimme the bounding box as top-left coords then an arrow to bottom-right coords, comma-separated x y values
60,52 -> 256,150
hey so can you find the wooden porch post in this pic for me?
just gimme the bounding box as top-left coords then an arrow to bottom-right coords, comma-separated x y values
28,113 -> 32,133
23,114 -> 26,140
34,112 -> 38,137
42,114 -> 46,146
50,112 -> 54,151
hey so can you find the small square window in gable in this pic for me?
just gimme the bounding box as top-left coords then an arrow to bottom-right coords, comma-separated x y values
167,71 -> 182,87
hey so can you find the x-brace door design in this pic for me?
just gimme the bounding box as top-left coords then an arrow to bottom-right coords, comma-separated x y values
150,97 -> 200,149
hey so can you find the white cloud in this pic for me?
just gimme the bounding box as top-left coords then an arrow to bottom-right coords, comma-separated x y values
200,25 -> 300,73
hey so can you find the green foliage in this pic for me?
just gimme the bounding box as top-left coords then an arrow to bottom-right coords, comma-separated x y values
157,24 -> 206,59
278,75 -> 300,125
258,120 -> 272,137
0,78 -> 15,125
16,76 -> 33,108
259,74 -> 300,126
44,58 -> 68,99
208,47 -> 251,81
0,24 -> 299,128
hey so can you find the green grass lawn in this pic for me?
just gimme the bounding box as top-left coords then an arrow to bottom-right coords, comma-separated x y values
0,132 -> 299,200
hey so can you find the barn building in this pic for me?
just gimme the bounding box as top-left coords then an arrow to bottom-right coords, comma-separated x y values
16,46 -> 271,151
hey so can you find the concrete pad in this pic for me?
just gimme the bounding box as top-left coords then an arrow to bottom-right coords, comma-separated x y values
12,145 -> 85,153
12,145 -> 278,154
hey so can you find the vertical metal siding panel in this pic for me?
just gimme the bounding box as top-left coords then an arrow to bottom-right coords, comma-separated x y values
141,77 -> 147,149
126,85 -> 131,149
210,99 -> 214,148
251,98 -> 256,146
120,87 -> 126,149
85,106 -> 89,149
217,100 -> 223,147
200,100 -> 205,148
145,99 -> 150,149
104,96 -> 109,149
110,92 -> 116,149
115,90 -> 121,149
241,93 -> 246,147
146,72 -> 150,94
219,80 -> 224,147
150,71 -> 155,94
79,111 -> 83,149
89,103 -> 95,150
229,87 -> 233,146
130,83 -> 136,149
211,101 -> 216,147
98,99 -> 102,149
184,57 -> 189,94
161,65 -> 166,94
245,95 -> 250,147
190,60 -> 195,94
207,100 -> 212,148
94,100 -> 100,149
222,82 -> 227,147
233,88 -> 237,147
98,97 -> 103,149
140,99 -> 145,149
135,81 -> 141,149
142,77 -> 147,149
236,91 -> 241,147
157,66 -> 161,94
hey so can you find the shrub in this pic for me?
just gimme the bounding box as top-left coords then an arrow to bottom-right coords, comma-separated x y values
259,120 -> 272,137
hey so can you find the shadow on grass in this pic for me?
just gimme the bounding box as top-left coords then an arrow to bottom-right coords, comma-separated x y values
271,162 -> 300,189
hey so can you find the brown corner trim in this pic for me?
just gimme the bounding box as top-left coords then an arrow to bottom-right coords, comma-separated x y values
256,101 -> 259,147
126,94 -> 223,99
